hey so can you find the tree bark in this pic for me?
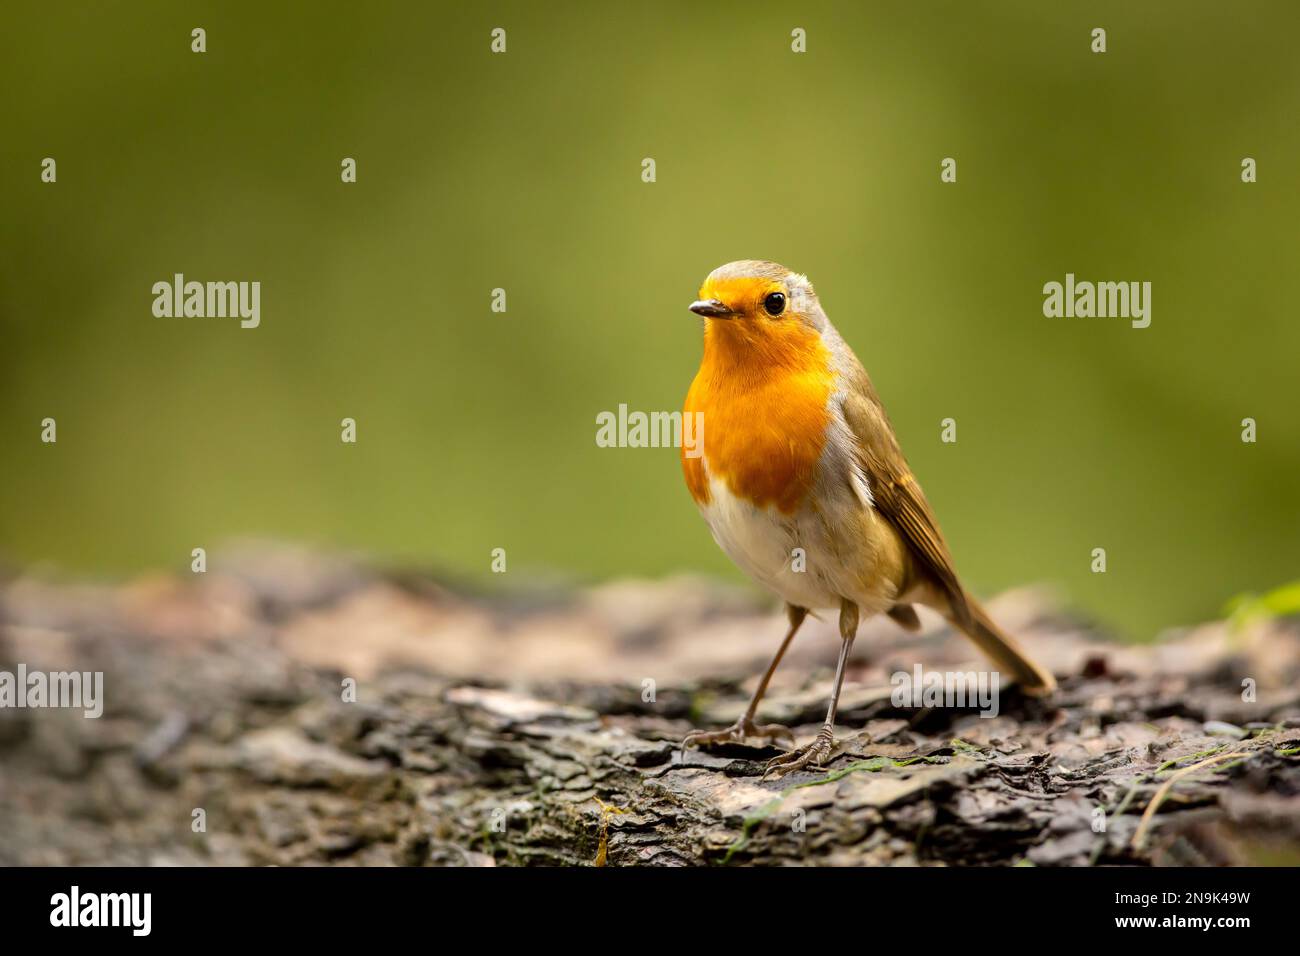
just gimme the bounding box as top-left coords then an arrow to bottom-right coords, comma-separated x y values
2,547 -> 1297,866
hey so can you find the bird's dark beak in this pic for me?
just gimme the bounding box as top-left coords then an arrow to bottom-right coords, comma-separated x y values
689,298 -> 733,318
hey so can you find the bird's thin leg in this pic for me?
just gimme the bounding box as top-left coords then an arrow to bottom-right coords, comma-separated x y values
763,599 -> 859,778
681,605 -> 807,751
740,604 -> 806,724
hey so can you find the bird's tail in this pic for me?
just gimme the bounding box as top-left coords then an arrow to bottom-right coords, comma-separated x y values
951,594 -> 1056,697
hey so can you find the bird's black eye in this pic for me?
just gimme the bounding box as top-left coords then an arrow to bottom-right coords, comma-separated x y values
763,292 -> 786,316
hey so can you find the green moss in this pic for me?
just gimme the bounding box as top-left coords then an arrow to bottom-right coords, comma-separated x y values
1155,745 -> 1227,774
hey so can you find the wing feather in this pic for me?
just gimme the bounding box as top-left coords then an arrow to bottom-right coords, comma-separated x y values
838,362 -> 967,612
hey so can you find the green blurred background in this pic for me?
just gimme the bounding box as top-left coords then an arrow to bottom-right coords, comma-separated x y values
3,1 -> 1297,640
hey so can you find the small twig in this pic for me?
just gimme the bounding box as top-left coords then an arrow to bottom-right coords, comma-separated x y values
1130,747 -> 1252,851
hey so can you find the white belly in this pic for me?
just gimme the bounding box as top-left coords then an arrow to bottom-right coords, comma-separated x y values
698,476 -> 844,610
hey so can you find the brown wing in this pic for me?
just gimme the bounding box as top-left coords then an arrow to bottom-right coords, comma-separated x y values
837,348 -> 1056,692
839,361 -> 968,616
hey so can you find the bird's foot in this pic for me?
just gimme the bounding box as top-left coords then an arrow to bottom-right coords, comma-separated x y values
680,717 -> 795,752
762,726 -> 836,780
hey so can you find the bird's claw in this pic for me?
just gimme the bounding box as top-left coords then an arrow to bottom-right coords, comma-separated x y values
762,728 -> 836,780
680,718 -> 796,752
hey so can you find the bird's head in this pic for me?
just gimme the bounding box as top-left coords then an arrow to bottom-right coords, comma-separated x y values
689,260 -> 828,365
690,260 -> 824,328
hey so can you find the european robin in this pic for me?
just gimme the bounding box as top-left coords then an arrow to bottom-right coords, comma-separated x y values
679,260 -> 1056,777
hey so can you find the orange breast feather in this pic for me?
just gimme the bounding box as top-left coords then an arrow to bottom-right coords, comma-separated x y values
682,320 -> 833,514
